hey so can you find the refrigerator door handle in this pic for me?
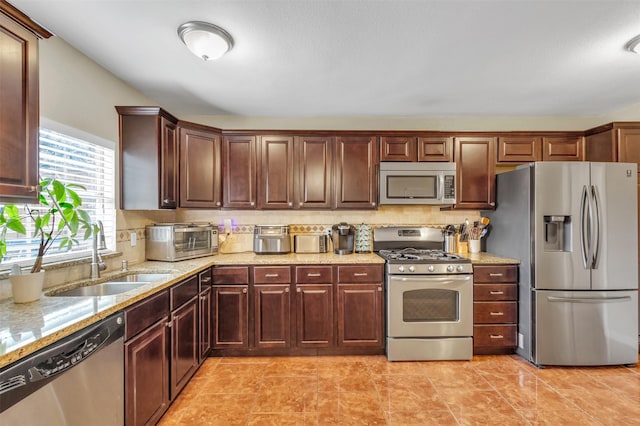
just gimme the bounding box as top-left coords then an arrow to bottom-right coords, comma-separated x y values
590,185 -> 601,269
547,295 -> 632,303
580,185 -> 590,269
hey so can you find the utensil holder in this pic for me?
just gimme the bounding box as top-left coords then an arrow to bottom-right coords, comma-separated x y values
456,234 -> 468,254
469,239 -> 481,253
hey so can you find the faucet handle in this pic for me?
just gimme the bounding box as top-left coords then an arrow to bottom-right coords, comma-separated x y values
121,259 -> 128,272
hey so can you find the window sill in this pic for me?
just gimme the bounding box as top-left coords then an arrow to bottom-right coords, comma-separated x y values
0,251 -> 122,280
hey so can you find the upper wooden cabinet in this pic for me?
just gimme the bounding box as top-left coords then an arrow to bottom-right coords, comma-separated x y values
497,135 -> 542,163
586,122 -> 640,164
178,122 -> 221,208
294,136 -> 335,209
542,136 -> 584,161
335,136 -> 379,209
222,135 -> 257,209
0,4 -> 52,203
257,136 -> 295,209
117,107 -> 179,209
380,136 -> 453,162
454,136 -> 496,209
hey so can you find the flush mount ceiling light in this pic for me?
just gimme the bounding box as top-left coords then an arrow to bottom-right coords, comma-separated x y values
625,34 -> 640,54
177,21 -> 234,61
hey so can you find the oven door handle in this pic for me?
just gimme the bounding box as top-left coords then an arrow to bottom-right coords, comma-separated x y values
388,275 -> 472,285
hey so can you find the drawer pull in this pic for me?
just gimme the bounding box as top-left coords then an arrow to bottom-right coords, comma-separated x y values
490,312 -> 504,316
264,273 -> 280,278
489,273 -> 504,277
242,288 -> 247,294
307,273 -> 321,277
297,288 -> 301,293
285,287 -> 289,293
201,277 -> 212,283
489,290 -> 504,295
353,272 -> 368,277
489,334 -> 504,339
377,286 -> 382,292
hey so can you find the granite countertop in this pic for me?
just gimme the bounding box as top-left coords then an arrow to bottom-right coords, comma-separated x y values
464,252 -> 521,265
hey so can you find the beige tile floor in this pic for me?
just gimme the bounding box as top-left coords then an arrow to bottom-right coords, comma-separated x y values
158,354 -> 640,425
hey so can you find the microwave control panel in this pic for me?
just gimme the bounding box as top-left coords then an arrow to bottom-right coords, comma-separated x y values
444,175 -> 456,199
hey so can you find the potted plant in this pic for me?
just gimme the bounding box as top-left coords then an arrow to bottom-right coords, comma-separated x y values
0,178 -> 95,303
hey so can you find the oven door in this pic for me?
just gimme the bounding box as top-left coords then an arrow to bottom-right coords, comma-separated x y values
387,274 -> 473,337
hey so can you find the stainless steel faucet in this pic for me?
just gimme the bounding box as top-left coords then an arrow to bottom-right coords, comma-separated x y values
91,220 -> 107,279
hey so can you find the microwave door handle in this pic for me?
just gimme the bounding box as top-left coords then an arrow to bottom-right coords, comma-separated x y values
438,174 -> 444,200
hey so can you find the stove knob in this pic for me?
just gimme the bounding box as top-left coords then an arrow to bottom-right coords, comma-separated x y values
408,265 -> 415,272
456,265 -> 464,272
427,265 -> 435,272
447,265 -> 455,272
398,265 -> 405,272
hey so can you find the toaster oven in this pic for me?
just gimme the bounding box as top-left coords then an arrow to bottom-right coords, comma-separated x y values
146,223 -> 218,261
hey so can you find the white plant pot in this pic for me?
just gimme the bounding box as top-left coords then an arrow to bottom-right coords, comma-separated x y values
10,270 -> 45,303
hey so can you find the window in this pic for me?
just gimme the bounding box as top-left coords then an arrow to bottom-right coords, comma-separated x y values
1,126 -> 115,269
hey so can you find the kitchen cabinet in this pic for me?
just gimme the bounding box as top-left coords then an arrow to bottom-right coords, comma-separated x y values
198,268 -> 212,363
257,136 -> 295,209
473,265 -> 518,354
294,136 -> 335,209
178,122 -> 222,208
212,266 -> 250,349
497,135 -> 542,163
169,276 -> 199,398
253,266 -> 292,348
454,136 -> 496,209
542,136 -> 584,161
380,136 -> 417,161
116,106 -> 179,209
124,291 -> 170,426
295,266 -> 334,348
0,4 -> 51,202
222,135 -> 257,209
335,136 -> 379,209
336,265 -> 384,347
418,136 -> 454,162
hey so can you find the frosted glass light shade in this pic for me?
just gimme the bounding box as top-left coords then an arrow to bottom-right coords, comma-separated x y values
178,21 -> 233,61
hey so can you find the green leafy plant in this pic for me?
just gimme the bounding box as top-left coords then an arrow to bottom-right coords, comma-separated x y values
0,178 -> 95,273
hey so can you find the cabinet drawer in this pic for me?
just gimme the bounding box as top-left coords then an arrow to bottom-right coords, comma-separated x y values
254,266 -> 292,284
474,325 -> 517,347
473,265 -> 517,283
474,301 -> 517,323
199,268 -> 212,292
337,265 -> 383,283
171,275 -> 199,310
474,283 -> 517,301
213,266 -> 249,285
295,266 -> 333,283
125,290 -> 169,340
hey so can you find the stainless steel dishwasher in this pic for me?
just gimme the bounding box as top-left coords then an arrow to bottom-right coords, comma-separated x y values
0,312 -> 124,425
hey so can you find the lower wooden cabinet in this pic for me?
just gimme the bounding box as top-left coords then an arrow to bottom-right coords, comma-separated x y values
337,284 -> 383,347
296,284 -> 334,347
198,286 -> 212,363
170,297 -> 198,399
254,284 -> 291,348
213,285 -> 249,349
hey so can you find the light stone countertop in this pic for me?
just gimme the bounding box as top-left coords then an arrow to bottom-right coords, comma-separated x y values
0,250 -> 518,369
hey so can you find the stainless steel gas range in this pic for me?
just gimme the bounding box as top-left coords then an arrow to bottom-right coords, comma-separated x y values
374,227 -> 473,361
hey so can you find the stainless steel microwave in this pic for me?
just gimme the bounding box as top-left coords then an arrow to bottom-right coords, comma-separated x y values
379,162 -> 456,205
146,223 -> 218,261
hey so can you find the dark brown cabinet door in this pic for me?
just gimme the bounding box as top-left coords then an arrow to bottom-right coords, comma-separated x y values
258,136 -> 294,209
198,287 -> 212,363
125,318 -> 170,426
454,137 -> 496,209
335,136 -> 378,209
418,136 -> 454,162
295,284 -> 334,348
337,284 -> 383,347
497,136 -> 542,163
617,128 -> 640,165
380,136 -> 417,161
294,136 -> 335,209
213,285 -> 249,349
542,136 -> 584,161
223,136 -> 257,208
179,125 -> 221,208
170,297 -> 198,399
160,118 -> 178,208
254,284 -> 291,348
0,7 -> 49,202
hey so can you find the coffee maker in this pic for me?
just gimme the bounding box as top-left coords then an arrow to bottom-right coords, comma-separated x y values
331,222 -> 355,255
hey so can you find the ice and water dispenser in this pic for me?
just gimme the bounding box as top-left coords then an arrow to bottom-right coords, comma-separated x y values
543,215 -> 571,251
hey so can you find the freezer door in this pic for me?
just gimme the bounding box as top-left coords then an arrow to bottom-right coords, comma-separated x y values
533,289 -> 638,366
590,162 -> 638,291
533,162 -> 591,290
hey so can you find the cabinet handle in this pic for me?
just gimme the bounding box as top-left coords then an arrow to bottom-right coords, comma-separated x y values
242,288 -> 247,293
371,202 -> 376,206
288,202 -> 292,207
489,334 -> 504,339
489,273 -> 504,277
353,272 -> 368,277
216,202 -> 221,206
489,291 -> 504,295
166,321 -> 173,328
250,201 -> 255,206
377,286 -> 382,292
200,295 -> 206,301
285,287 -> 290,293
307,273 -> 321,277
296,287 -> 301,293
201,277 -> 212,283
264,273 -> 279,278
163,198 -> 174,204
299,202 -> 303,206
489,312 -> 504,316
28,185 -> 41,192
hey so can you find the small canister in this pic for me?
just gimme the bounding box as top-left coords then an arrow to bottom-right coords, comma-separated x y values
354,223 -> 372,253
444,235 -> 457,253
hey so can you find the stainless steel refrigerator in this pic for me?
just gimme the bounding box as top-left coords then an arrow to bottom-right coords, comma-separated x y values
484,162 -> 638,366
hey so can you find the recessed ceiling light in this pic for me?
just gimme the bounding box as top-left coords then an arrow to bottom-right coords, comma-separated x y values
625,34 -> 640,54
177,21 -> 234,61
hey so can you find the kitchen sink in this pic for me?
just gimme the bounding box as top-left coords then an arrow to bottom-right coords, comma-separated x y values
51,282 -> 148,297
104,273 -> 173,283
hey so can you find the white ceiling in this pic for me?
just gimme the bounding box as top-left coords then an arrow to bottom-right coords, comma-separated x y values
10,0 -> 640,118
